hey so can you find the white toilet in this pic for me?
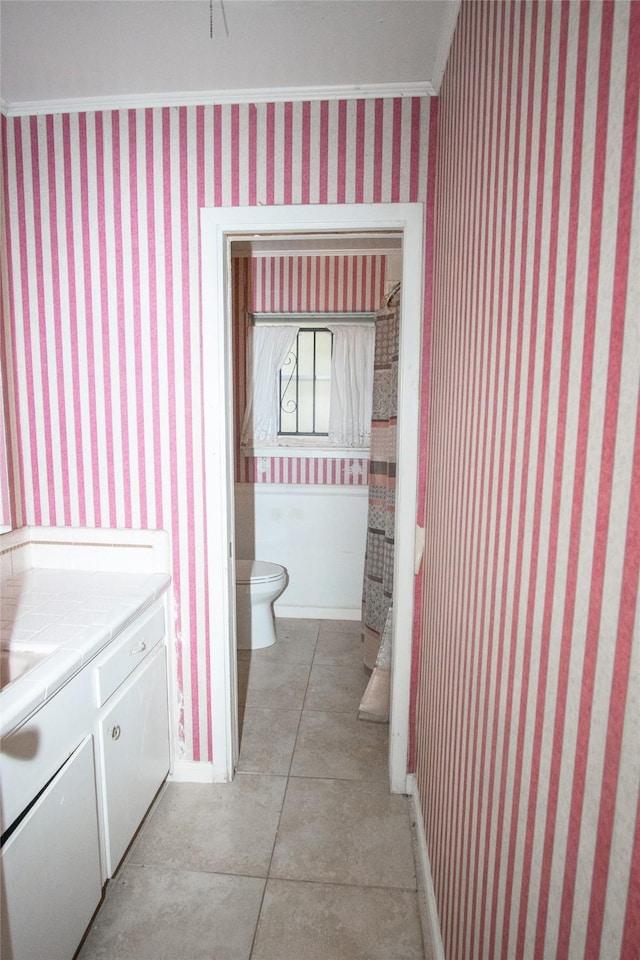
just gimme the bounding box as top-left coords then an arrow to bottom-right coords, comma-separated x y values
235,560 -> 288,649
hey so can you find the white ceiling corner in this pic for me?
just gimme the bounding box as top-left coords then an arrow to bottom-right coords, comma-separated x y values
0,0 -> 460,116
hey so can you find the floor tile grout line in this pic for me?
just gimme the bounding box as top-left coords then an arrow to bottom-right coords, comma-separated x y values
120,858 -> 419,896
247,622 -> 319,959
80,620 -> 425,959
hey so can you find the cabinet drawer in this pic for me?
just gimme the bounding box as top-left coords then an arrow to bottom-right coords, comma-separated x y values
0,666 -> 94,832
95,602 -> 164,706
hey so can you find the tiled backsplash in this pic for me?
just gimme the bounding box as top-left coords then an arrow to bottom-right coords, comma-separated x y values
0,527 -> 171,581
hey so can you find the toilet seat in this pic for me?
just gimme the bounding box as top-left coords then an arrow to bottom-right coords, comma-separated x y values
236,559 -> 285,585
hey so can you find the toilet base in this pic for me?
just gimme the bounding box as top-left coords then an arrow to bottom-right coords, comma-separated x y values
236,600 -> 277,649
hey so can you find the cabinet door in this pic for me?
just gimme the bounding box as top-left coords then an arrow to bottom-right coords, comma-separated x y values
1,736 -> 102,960
99,645 -> 170,876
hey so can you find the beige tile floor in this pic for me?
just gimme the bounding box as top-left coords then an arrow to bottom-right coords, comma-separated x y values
78,619 -> 428,960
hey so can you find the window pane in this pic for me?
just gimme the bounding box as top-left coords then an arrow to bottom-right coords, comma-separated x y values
297,331 -> 315,377
296,380 -> 314,432
315,380 -> 331,433
316,331 -> 333,379
277,327 -> 332,437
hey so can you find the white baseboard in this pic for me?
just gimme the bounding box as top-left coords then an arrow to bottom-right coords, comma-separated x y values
169,761 -> 223,783
275,604 -> 361,620
407,773 -> 446,960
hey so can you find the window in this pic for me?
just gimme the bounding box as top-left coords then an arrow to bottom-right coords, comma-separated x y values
278,328 -> 334,437
241,313 -> 376,457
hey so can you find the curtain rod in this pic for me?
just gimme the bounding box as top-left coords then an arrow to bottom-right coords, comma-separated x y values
249,311 -> 376,324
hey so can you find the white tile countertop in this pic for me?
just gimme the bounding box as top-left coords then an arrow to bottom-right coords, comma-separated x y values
0,568 -> 171,738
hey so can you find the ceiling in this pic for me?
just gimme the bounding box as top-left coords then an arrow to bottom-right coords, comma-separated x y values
0,0 -> 461,114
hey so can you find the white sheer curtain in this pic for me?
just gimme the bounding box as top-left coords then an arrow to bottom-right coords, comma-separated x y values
326,323 -> 375,447
240,324 -> 299,445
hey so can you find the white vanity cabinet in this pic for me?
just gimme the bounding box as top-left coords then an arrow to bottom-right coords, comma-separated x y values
93,600 -> 170,878
1,736 -> 103,960
0,576 -> 172,959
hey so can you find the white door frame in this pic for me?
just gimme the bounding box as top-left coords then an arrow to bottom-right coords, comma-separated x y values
201,203 -> 425,794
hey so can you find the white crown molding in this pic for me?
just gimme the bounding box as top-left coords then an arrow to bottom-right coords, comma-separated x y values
2,81 -> 435,118
430,0 -> 461,94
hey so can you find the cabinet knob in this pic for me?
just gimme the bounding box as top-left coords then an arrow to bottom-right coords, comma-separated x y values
129,640 -> 147,656
111,724 -> 121,741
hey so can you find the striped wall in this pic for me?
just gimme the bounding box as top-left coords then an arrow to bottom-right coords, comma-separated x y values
232,253 -> 385,484
415,2 -> 639,959
0,116 -> 12,529
0,97 -> 430,762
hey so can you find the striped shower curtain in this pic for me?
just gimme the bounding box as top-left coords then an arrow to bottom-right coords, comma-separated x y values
361,285 -> 400,680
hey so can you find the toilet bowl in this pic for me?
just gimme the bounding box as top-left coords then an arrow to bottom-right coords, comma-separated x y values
235,560 -> 288,649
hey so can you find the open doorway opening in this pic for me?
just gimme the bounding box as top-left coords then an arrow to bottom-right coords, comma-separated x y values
201,204 -> 425,793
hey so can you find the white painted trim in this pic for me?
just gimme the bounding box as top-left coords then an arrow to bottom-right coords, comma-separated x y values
407,774 -> 446,960
235,482 -> 368,499
3,81 -> 435,118
232,241 -> 402,259
201,212 -> 239,783
244,446 -> 371,460
389,206 -> 424,794
168,761 -> 217,784
202,204 -> 425,790
276,604 -> 360,621
430,0 -> 461,94
250,311 -> 376,324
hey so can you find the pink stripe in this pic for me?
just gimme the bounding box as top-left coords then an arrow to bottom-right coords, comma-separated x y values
30,116 -> 55,523
410,98 -> 421,201
319,101 -> 328,203
111,112 -> 133,528
95,112 -> 117,525
145,110 -> 163,529
62,115 -> 87,526
287,256 -> 294,310
248,102 -> 257,207
78,114 -> 101,526
337,100 -> 347,204
266,102 -> 275,206
213,105 -> 222,207
301,101 -> 310,204
355,99 -> 365,203
45,115 -> 71,524
283,101 -> 293,204
313,258 -> 321,309
391,99 -> 402,202
373,99 -> 383,202
344,256 -> 350,312
231,103 -> 239,206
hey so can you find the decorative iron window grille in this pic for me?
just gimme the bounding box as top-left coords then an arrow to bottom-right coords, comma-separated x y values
278,328 -> 334,436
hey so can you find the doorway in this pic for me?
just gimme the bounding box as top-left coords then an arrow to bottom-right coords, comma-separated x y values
201,203 -> 425,793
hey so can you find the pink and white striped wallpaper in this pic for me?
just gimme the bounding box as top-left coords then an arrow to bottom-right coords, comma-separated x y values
2,5 -> 638,951
232,253 -> 386,485
415,2 -> 639,958
0,97 -> 430,763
